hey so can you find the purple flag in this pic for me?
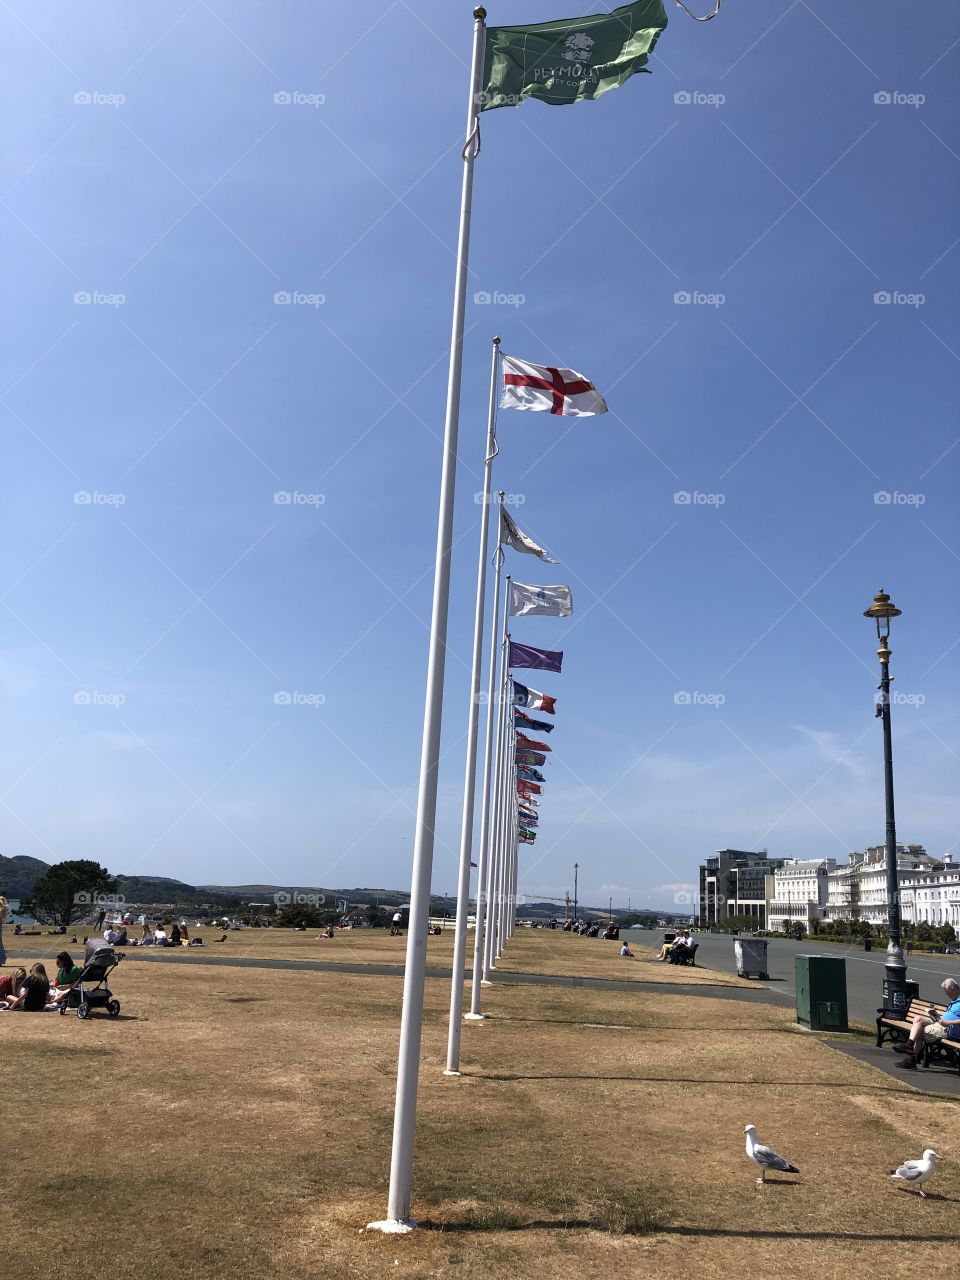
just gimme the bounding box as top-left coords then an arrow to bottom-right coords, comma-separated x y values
509,641 -> 563,673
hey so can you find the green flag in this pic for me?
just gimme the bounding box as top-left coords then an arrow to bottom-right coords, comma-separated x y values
480,1 -> 668,112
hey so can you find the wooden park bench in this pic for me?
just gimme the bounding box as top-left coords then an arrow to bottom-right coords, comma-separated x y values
876,998 -> 944,1049
876,998 -> 960,1072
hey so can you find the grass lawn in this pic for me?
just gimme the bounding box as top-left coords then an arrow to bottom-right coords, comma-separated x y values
5,923 -> 751,987
3,931 -> 956,1279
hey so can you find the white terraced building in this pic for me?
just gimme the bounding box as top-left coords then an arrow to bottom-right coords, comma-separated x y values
768,859 -> 836,931
825,844 -> 939,926
899,854 -> 960,928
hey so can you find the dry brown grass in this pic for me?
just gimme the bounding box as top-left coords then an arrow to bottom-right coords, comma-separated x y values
3,932 -> 956,1280
495,927 -> 756,986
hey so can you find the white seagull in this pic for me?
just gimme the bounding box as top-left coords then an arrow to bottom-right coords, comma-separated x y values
744,1124 -> 800,1186
889,1149 -> 939,1197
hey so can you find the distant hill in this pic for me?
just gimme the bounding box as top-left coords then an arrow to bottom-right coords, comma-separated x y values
0,857 -> 683,917
0,854 -> 51,898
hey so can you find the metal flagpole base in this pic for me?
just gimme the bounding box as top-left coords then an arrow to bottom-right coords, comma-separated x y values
367,1218 -> 418,1234
463,1011 -> 484,1020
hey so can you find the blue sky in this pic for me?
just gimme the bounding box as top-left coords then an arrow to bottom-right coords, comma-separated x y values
2,1 -> 958,911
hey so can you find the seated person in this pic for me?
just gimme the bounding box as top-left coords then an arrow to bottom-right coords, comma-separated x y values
657,939 -> 673,961
0,967 -> 27,1004
619,942 -> 634,957
668,931 -> 697,964
5,962 -> 51,1010
50,951 -> 82,1003
896,978 -> 960,1070
113,926 -> 128,946
153,926 -> 169,947
141,929 -> 155,946
171,924 -> 181,946
103,925 -> 118,945
178,923 -> 189,944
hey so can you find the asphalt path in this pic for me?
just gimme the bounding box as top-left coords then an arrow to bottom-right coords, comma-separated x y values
630,928 -> 960,1026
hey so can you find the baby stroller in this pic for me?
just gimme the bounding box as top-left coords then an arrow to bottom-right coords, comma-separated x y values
59,943 -> 122,1020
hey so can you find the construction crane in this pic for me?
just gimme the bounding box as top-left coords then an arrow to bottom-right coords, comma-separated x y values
519,890 -> 572,925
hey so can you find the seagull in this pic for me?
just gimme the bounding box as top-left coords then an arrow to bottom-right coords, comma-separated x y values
889,1149 -> 939,1197
744,1124 -> 800,1186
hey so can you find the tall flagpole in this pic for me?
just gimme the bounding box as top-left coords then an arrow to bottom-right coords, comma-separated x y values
496,712 -> 515,958
485,638 -> 510,975
444,340 -> 501,1076
471,576 -> 510,1007
369,6 -> 487,1234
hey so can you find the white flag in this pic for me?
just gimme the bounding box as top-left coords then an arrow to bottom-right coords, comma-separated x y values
510,582 -> 574,618
501,353 -> 607,417
500,508 -> 559,563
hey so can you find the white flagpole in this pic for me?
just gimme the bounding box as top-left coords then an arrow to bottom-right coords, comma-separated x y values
478,590 -> 510,987
496,716 -> 515,958
467,566 -> 509,1015
369,6 -> 487,1234
485,644 -> 511,974
444,340 -> 501,1076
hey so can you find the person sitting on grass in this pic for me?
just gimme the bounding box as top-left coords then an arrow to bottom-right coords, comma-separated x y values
619,942 -> 634,957
171,923 -> 181,946
4,962 -> 51,1010
153,925 -> 169,947
50,952 -> 82,1004
0,967 -> 27,1004
140,928 -> 154,946
895,978 -> 960,1070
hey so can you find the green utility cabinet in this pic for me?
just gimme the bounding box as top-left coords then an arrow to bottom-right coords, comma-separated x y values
795,954 -> 848,1031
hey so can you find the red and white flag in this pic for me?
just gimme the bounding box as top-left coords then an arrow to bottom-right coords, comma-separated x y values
501,353 -> 608,417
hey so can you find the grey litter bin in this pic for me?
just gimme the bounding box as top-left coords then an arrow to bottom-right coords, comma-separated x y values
735,937 -> 769,980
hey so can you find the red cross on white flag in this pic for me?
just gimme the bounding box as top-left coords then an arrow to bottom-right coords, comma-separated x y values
500,353 -> 608,417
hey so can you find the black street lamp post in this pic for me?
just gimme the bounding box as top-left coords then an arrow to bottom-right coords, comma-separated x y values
864,588 -> 910,1014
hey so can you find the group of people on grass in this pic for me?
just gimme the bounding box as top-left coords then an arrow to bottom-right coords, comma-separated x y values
0,951 -> 83,1012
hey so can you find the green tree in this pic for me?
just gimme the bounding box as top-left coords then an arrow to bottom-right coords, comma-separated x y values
276,903 -> 325,929
21,860 -> 118,928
